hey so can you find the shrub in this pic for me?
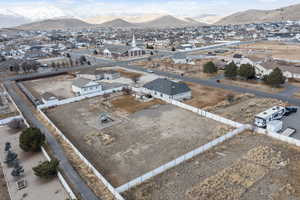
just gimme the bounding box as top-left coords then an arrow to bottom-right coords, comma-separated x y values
203,61 -> 218,74
33,159 -> 59,179
19,128 -> 45,152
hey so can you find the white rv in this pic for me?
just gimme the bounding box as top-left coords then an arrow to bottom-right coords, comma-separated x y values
254,106 -> 286,128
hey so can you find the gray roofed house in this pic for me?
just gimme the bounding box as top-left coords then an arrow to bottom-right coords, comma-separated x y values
143,78 -> 192,100
72,78 -> 102,96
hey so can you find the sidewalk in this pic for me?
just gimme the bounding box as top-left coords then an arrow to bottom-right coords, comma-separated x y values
0,126 -> 68,200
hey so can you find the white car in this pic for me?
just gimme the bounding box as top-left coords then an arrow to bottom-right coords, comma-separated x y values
147,69 -> 154,73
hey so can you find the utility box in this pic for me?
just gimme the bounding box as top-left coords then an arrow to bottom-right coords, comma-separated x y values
267,120 -> 283,133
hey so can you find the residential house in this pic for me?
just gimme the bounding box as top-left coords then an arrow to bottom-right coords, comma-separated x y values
172,55 -> 194,65
142,78 -> 192,101
72,78 -> 102,96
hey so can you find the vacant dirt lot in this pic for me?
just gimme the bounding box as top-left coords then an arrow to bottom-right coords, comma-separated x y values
221,79 -> 285,94
23,74 -> 76,99
238,41 -> 300,60
124,132 -> 300,200
133,58 -> 224,80
46,96 -> 228,187
209,95 -> 288,124
0,166 -> 9,200
184,82 -> 236,108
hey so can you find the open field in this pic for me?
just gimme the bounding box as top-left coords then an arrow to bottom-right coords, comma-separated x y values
124,132 -> 300,200
23,74 -> 76,99
45,95 -> 229,187
184,82 -> 236,108
221,79 -> 285,94
237,41 -> 300,60
209,95 -> 288,124
0,165 -> 10,200
133,58 -> 225,80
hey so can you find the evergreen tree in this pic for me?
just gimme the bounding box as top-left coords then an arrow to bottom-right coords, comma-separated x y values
224,62 -> 238,79
5,142 -> 11,152
203,61 -> 218,74
5,150 -> 18,167
263,67 -> 286,87
11,161 -> 24,178
238,64 -> 256,80
19,128 -> 45,152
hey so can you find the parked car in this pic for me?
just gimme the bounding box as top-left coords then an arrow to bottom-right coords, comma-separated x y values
284,106 -> 298,116
147,69 -> 154,73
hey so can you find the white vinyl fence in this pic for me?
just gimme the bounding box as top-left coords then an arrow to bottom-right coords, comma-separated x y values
255,127 -> 300,147
38,86 -> 125,109
38,108 -> 125,200
0,115 -> 23,125
132,87 -> 243,128
116,125 -> 251,193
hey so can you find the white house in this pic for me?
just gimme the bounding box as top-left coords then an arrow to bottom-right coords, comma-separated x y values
142,78 -> 192,101
72,78 -> 102,96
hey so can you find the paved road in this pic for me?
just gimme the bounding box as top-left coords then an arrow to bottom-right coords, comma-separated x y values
4,81 -> 100,200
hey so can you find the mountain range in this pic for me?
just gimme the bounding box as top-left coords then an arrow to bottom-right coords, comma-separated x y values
216,3 -> 300,25
2,3 -> 300,30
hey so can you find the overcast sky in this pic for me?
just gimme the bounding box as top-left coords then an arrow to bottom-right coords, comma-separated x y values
1,0 -> 300,18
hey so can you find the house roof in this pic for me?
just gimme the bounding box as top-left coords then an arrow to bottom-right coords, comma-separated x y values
72,78 -> 98,88
143,78 -> 191,96
41,92 -> 57,101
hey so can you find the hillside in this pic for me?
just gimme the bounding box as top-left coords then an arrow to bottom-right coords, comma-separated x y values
98,15 -> 206,28
139,15 -> 205,28
216,3 -> 300,25
15,18 -> 93,30
97,18 -> 137,28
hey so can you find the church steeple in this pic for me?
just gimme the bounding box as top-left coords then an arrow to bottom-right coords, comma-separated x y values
132,33 -> 136,47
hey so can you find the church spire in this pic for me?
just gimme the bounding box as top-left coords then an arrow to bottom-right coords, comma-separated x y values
132,33 -> 136,47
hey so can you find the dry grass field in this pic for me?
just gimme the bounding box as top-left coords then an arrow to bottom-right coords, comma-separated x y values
0,165 -> 10,200
124,132 -> 300,200
238,41 -> 300,60
111,95 -> 164,113
221,79 -> 285,94
184,82 -> 236,108
116,69 -> 143,79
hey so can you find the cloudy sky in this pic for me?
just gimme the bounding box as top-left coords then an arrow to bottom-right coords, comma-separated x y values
1,0 -> 300,19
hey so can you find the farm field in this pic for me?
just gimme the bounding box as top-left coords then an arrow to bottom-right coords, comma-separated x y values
23,74 -> 76,99
45,94 -> 230,187
124,132 -> 300,200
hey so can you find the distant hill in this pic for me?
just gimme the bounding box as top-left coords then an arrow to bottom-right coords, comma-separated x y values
97,18 -> 138,28
0,14 -> 30,28
98,15 -> 207,28
138,15 -> 206,28
15,18 -> 93,30
216,3 -> 300,25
